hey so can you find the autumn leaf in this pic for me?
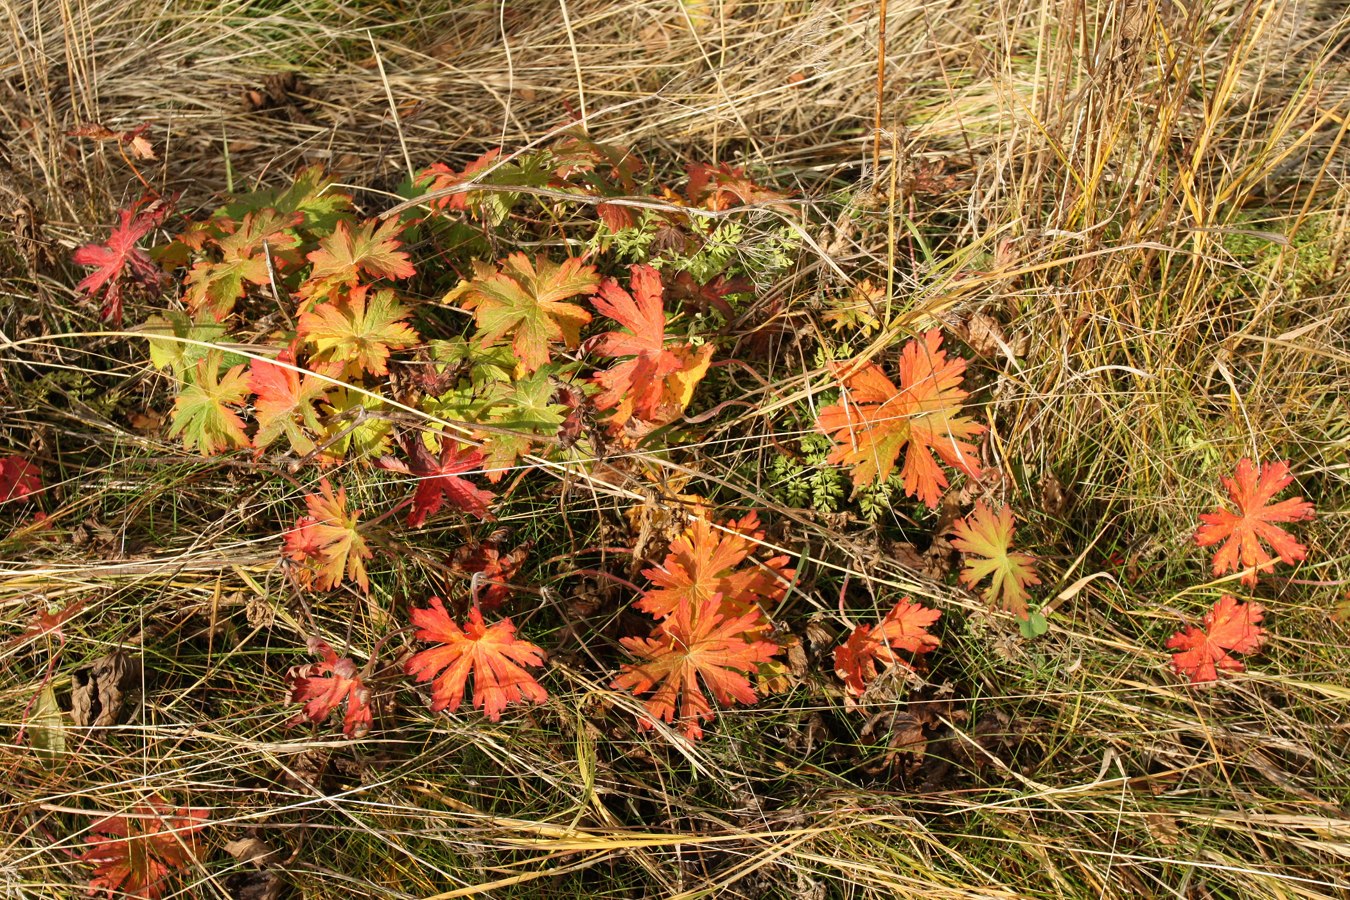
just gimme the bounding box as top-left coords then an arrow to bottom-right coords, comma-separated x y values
405,597 -> 547,721
1166,595 -> 1267,683
0,455 -> 42,503
316,387 -> 395,465
639,512 -> 793,622
283,479 -> 372,592
1194,458 -> 1315,587
71,194 -> 172,326
590,264 -> 714,426
286,637 -> 372,738
949,502 -> 1042,619
419,149 -> 503,212
167,350 -> 251,455
69,121 -> 157,160
817,329 -> 984,507
250,349 -> 329,455
80,800 -> 207,899
612,593 -> 781,741
378,436 -> 495,526
298,286 -> 419,377
450,253 -> 599,372
833,597 -> 941,696
305,217 -> 415,287
684,162 -> 790,211
449,539 -> 533,611
184,209 -> 301,320
474,369 -> 568,480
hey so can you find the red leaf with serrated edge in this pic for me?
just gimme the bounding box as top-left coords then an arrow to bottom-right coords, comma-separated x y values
590,264 -> 713,427
379,436 -> 495,526
612,592 -> 780,741
249,349 -> 329,455
80,800 -> 207,899
0,456 -> 42,503
639,512 -> 793,622
405,597 -> 547,721
71,194 -> 172,326
282,479 -> 372,593
833,598 -> 940,696
949,502 -> 1041,619
420,149 -> 502,212
286,637 -> 372,738
684,162 -> 789,211
15,599 -> 85,645
1194,458 -> 1315,587
1166,595 -> 1267,683
305,217 -> 415,286
817,329 -> 984,508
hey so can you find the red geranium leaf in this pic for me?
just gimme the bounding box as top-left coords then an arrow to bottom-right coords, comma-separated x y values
405,597 -> 547,721
71,194 -> 172,326
286,637 -> 372,738
282,479 -> 372,593
833,598 -> 940,696
0,456 -> 42,503
379,436 -> 495,527
1166,595 -> 1267,683
80,800 -> 207,899
1194,458 -> 1315,587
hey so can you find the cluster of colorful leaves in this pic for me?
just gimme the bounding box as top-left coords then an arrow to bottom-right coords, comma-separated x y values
949,501 -> 1042,620
834,598 -> 941,696
613,512 -> 791,740
286,637 -> 372,738
80,800 -> 207,899
817,329 -> 984,508
1160,458 -> 1315,684
405,597 -> 547,721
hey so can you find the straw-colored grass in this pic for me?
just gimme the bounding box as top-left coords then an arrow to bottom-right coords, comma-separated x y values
4,0 -> 1350,897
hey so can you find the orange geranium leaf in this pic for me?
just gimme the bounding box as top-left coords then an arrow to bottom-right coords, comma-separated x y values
451,252 -> 599,372
250,349 -> 329,455
590,264 -> 714,427
1166,595 -> 1267,683
833,598 -> 940,696
283,478 -> 372,593
949,501 -> 1041,619
639,512 -> 793,621
286,637 -> 372,738
306,217 -> 415,286
81,800 -> 207,899
612,593 -> 780,741
185,209 -> 301,320
1194,458 -> 1315,587
405,597 -> 547,721
817,329 -> 984,507
298,286 -> 419,377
